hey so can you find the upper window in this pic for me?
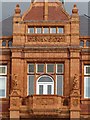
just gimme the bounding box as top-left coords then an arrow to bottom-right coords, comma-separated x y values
28,27 -> 34,33
46,64 -> 54,73
2,41 -> 6,47
56,64 -> 64,74
80,40 -> 84,47
86,40 -> 90,47
84,65 -> 90,75
50,27 -> 56,33
28,27 -> 64,34
0,65 -> 7,98
43,27 -> 49,34
36,64 -> 44,73
57,27 -> 64,34
36,27 -> 42,33
28,64 -> 34,73
8,41 -> 12,47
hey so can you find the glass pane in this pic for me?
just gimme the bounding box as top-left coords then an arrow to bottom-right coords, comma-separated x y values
50,27 -> 56,33
86,41 -> 90,47
0,77 -> 5,89
28,75 -> 34,95
36,27 -> 42,33
86,67 -> 90,74
38,76 -> 53,82
47,64 -> 54,73
47,85 -> 52,94
80,41 -> 84,47
28,28 -> 34,33
56,64 -> 64,74
2,41 -> 6,46
0,66 -> 6,74
8,41 -> 12,47
28,64 -> 34,73
39,85 -> 43,94
58,27 -> 64,33
84,77 -> 90,98
43,27 -> 49,34
56,75 -> 63,95
0,90 -> 5,97
37,64 -> 44,73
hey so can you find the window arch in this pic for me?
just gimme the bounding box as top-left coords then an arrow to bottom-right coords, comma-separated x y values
37,75 -> 54,95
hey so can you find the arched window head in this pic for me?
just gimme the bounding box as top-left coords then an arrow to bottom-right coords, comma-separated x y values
37,75 -> 54,95
38,75 -> 53,82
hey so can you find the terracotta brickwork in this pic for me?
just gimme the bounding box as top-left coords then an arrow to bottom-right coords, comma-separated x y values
0,0 -> 90,119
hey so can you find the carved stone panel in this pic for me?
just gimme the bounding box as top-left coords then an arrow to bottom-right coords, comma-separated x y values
27,35 -> 65,43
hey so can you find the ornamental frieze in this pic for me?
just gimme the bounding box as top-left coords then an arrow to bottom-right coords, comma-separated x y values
27,36 -> 65,42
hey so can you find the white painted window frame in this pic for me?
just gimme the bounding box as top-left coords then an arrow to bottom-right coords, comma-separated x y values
84,65 -> 90,75
0,65 -> 7,75
0,76 -> 7,98
84,77 -> 90,98
36,75 -> 54,95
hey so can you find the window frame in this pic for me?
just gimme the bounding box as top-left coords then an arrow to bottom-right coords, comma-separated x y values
84,76 -> 90,98
0,76 -> 7,98
56,64 -> 64,74
28,27 -> 34,34
36,75 -> 54,95
84,65 -> 90,75
0,65 -> 7,75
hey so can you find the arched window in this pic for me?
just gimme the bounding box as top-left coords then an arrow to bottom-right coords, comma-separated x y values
37,75 -> 54,95
8,41 -> 12,47
86,40 -> 90,47
80,40 -> 84,47
2,41 -> 6,47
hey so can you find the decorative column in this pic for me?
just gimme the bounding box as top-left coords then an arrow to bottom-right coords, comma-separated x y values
9,74 -> 20,119
70,74 -> 81,120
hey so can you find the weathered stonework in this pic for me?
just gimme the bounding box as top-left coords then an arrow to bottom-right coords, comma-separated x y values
0,0 -> 90,120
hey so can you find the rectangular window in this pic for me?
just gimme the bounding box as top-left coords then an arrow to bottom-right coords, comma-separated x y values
57,27 -> 64,34
36,27 -> 42,33
50,27 -> 56,33
28,64 -> 34,73
84,65 -> 90,98
28,27 -> 34,33
84,65 -> 90,75
56,75 -> 63,95
36,64 -> 44,73
0,65 -> 7,98
56,64 -> 64,74
0,65 -> 7,75
0,77 -> 6,98
43,27 -> 49,34
46,64 -> 54,73
84,77 -> 90,98
28,75 -> 34,95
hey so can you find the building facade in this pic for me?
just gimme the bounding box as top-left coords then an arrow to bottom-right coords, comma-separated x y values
0,0 -> 90,119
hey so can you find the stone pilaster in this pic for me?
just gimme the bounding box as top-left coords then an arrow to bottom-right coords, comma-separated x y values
70,74 -> 81,120
9,74 -> 20,119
